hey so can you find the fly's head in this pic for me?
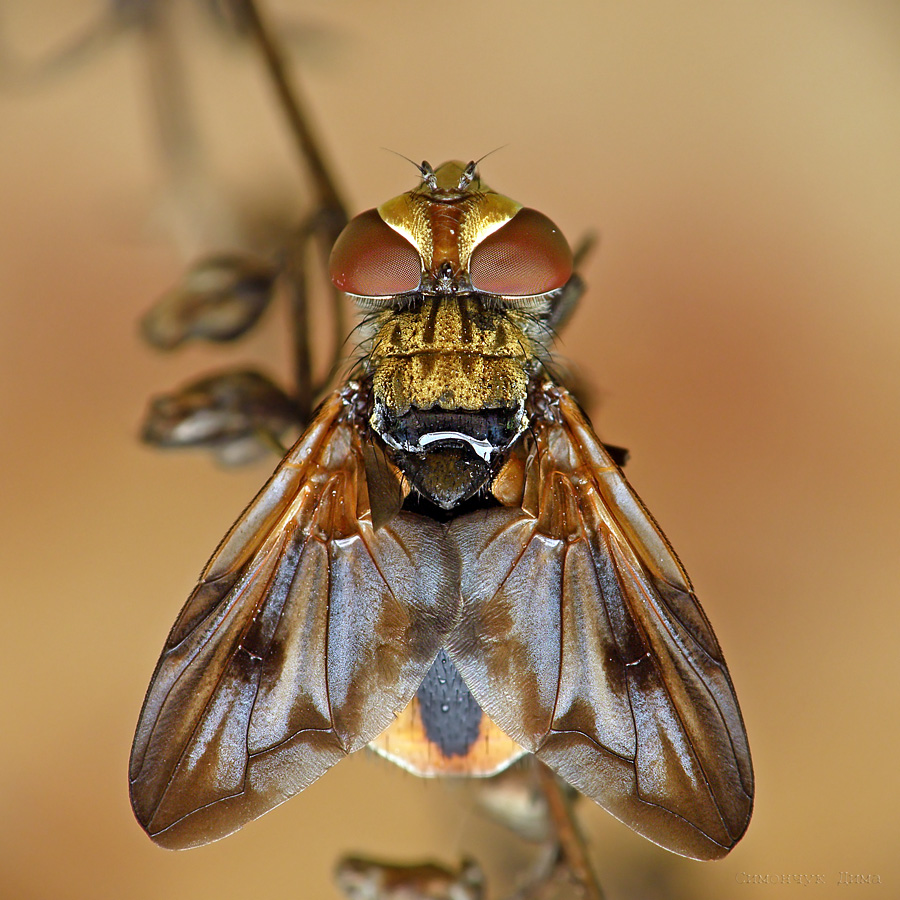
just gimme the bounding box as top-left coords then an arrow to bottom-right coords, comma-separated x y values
330,161 -> 574,509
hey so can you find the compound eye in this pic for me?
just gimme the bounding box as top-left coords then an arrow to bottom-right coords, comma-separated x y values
468,208 -> 573,296
329,209 -> 422,296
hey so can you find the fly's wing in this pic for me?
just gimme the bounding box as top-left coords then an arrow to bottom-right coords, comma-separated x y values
446,383 -> 753,860
130,389 -> 459,849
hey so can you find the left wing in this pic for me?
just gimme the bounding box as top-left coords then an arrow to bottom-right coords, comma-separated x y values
130,388 -> 459,848
446,383 -> 753,859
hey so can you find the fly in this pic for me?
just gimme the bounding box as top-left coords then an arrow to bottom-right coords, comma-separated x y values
130,160 -> 754,862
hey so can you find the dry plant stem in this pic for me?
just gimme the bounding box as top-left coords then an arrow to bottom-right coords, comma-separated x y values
322,257 -> 348,392
283,222 -> 314,421
240,0 -> 348,408
238,0 -> 346,218
535,762 -> 606,900
506,843 -> 560,900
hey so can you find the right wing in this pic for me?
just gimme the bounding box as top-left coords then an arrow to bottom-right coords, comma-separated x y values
446,383 -> 753,859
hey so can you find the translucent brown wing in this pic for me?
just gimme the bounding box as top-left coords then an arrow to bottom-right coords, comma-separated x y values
129,387 -> 459,849
446,382 -> 753,860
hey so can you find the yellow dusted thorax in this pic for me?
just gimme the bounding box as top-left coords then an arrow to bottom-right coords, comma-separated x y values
369,296 -> 532,414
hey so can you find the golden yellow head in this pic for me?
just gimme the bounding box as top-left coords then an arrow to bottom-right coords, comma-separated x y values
377,161 -> 522,282
330,160 -> 572,299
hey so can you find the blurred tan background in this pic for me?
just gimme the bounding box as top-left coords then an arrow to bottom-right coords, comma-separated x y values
2,2 -> 899,898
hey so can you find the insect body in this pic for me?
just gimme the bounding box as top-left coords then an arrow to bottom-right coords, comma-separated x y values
130,161 -> 753,859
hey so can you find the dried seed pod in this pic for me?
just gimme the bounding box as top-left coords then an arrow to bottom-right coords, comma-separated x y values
141,253 -> 277,349
335,856 -> 484,900
473,764 -> 554,844
140,368 -> 299,465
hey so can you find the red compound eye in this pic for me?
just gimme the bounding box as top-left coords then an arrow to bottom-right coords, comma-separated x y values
468,208 -> 573,296
329,209 -> 422,296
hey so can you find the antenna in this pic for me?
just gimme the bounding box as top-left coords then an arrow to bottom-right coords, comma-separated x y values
381,148 -> 437,189
457,145 -> 509,189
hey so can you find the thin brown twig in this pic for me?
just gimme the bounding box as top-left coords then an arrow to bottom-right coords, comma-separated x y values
239,0 -> 348,407
281,221 -> 314,421
535,762 -> 606,900
238,0 -> 345,218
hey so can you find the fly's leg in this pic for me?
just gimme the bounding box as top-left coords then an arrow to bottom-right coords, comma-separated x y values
545,233 -> 595,333
546,273 -> 584,335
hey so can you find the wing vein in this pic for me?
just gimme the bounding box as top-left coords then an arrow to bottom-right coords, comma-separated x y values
608,537 -> 731,826
144,532 -> 290,823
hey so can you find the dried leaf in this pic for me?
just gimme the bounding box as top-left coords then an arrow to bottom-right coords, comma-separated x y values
141,368 -> 299,464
